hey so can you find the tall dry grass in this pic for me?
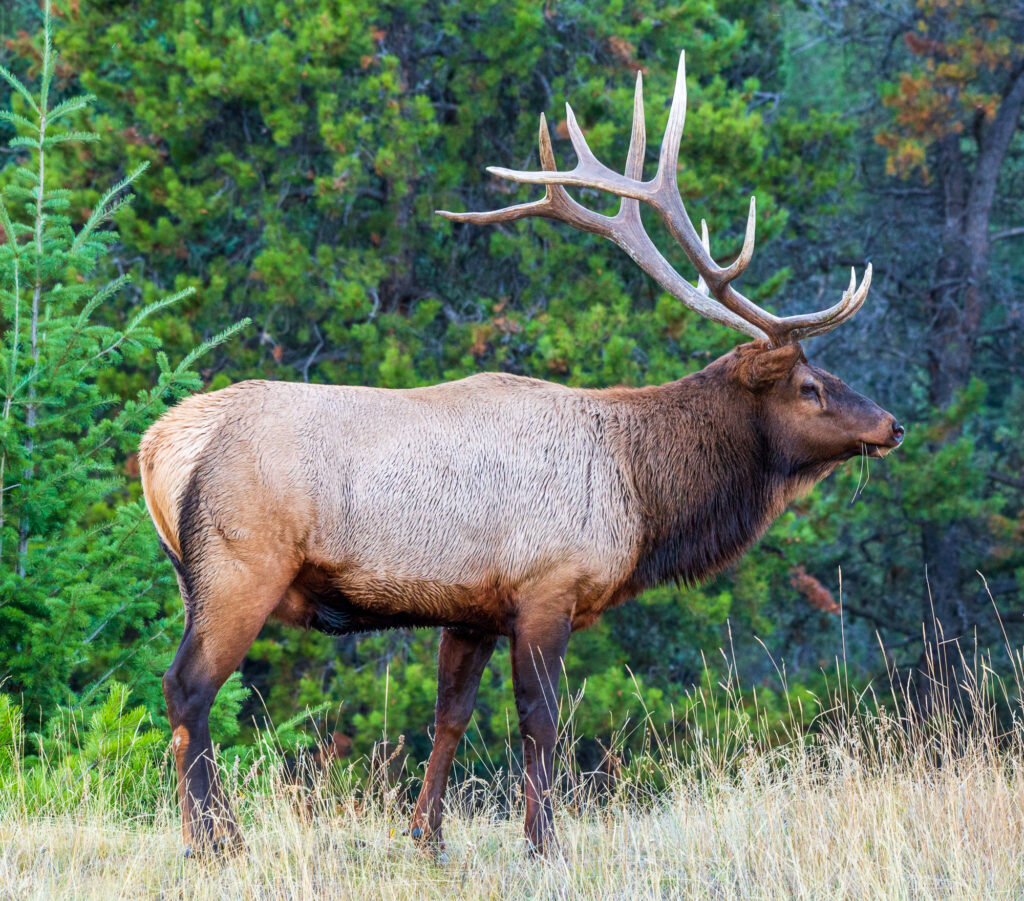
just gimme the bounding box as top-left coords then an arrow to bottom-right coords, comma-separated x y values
4,610 -> 1024,900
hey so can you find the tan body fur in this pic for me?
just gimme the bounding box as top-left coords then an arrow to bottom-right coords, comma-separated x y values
142,373 -> 639,634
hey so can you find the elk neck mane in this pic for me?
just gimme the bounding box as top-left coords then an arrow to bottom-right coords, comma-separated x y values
611,362 -> 799,593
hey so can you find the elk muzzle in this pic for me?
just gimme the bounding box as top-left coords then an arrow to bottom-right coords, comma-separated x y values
863,417 -> 904,458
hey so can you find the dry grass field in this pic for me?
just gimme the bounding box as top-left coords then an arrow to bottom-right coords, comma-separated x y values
4,747 -> 1024,900
4,647 -> 1024,900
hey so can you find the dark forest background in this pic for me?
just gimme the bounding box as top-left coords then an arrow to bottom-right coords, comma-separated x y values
0,0 -> 1021,768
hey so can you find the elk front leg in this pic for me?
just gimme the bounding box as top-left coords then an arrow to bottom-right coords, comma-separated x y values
511,609 -> 571,854
410,628 -> 497,853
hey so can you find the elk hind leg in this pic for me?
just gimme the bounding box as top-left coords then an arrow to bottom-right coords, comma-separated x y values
164,563 -> 295,856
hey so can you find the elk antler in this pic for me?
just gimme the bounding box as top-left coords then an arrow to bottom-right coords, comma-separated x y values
437,51 -> 870,347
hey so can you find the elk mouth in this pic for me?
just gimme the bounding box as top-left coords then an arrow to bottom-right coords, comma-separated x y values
862,437 -> 903,459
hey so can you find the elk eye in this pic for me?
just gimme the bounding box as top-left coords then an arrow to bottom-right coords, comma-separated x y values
800,383 -> 821,403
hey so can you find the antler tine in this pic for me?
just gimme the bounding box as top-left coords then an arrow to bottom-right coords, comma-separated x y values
656,50 -> 687,188
719,196 -> 756,282
538,111 -> 557,171
564,103 -> 602,169
624,72 -> 646,181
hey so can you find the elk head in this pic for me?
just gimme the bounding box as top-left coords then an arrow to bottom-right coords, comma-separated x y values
725,342 -> 904,480
438,50 -> 903,467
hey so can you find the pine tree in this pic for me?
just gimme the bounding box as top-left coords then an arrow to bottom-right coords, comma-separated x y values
0,7 -> 247,732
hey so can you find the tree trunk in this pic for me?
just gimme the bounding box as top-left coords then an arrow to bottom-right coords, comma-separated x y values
914,66 -> 1024,719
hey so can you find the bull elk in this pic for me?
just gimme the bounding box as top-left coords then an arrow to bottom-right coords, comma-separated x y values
140,51 -> 903,857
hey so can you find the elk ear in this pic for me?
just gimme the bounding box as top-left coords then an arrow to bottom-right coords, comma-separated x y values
734,344 -> 802,392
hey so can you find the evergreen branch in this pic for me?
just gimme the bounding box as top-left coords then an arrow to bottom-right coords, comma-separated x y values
0,110 -> 37,132
41,187 -> 73,203
0,195 -> 20,257
82,283 -> 133,329
0,66 -> 39,116
0,221 -> 32,241
125,287 -> 195,332
7,136 -> 40,150
48,275 -> 131,375
17,501 -> 135,595
45,94 -> 94,124
80,195 -> 134,230
38,5 -> 53,116
75,288 -> 193,372
4,361 -> 35,408
175,318 -> 251,373
32,394 -> 122,434
72,163 -> 149,253
77,287 -> 195,375
84,597 -> 140,645
24,341 -> 242,500
43,131 -> 100,147
76,615 -> 180,710
52,511 -> 152,650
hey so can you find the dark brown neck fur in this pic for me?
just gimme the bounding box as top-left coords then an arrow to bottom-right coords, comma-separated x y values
610,363 -> 797,592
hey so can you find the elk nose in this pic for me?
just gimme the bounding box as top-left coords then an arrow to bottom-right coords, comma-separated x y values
891,421 -> 905,445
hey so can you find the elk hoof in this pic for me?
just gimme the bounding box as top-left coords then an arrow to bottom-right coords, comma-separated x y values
182,844 -> 218,861
183,842 -> 218,861
182,835 -> 242,861
410,824 -> 447,860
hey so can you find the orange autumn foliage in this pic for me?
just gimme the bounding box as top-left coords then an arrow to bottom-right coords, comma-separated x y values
877,0 -> 1021,178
